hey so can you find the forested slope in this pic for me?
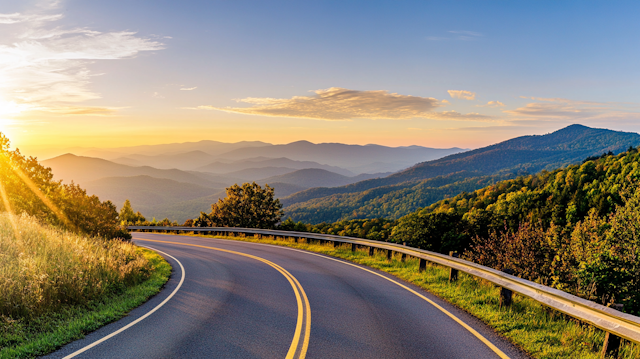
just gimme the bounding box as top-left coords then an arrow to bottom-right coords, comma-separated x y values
283,125 -> 640,223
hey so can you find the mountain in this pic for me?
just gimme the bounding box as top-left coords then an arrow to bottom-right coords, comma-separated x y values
260,168 -> 390,189
216,141 -> 465,173
81,140 -> 270,159
196,157 -> 354,176
41,154 -> 226,188
111,150 -> 217,170
283,125 -> 640,223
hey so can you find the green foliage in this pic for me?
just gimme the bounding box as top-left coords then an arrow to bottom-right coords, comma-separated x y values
285,172 -> 515,223
0,213 -> 151,319
198,182 -> 283,229
119,199 -> 146,225
390,212 -> 469,253
0,133 -> 127,240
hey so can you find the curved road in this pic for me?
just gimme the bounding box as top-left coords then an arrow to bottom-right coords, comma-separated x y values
45,233 -> 529,359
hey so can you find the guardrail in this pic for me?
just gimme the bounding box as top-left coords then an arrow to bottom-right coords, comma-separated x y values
129,225 -> 640,356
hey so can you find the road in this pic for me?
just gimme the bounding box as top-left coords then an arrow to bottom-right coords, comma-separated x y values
45,233 -> 529,359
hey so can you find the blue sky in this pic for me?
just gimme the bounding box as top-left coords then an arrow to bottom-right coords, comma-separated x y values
1,0 -> 639,152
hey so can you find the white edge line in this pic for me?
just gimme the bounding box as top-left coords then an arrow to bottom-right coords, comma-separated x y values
62,245 -> 185,359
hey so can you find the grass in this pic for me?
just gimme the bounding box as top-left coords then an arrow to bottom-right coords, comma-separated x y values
183,232 -> 640,359
0,214 -> 172,358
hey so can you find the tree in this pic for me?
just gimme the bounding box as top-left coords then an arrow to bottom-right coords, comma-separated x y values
119,199 -> 146,225
207,182 -> 283,229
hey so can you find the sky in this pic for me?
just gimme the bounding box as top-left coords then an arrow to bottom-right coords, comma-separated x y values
1,0 -> 640,155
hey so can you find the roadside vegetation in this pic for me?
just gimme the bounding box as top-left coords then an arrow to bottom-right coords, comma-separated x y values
185,232 -> 639,359
0,133 -> 171,358
0,213 -> 171,358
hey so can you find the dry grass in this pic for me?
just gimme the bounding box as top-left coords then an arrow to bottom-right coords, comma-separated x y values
0,213 -> 152,319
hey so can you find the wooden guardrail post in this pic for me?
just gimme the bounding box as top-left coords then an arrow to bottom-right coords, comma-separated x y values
401,242 -> 407,262
449,251 -> 459,282
601,304 -> 624,359
419,258 -> 427,272
333,240 -> 338,248
369,246 -> 374,256
386,249 -> 392,261
499,268 -> 515,308
351,243 -> 356,252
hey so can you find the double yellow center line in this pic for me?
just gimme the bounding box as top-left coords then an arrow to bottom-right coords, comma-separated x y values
136,238 -> 311,359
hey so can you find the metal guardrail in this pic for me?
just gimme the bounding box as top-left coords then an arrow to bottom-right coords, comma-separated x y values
129,225 -> 640,349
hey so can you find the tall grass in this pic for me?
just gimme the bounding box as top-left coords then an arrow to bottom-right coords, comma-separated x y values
0,213 -> 152,319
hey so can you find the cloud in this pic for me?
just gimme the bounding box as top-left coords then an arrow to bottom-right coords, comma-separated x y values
191,87 -> 443,121
0,6 -> 164,116
448,90 -> 476,100
180,87 -> 197,91
40,106 -> 120,116
504,98 -> 640,122
0,12 -> 62,24
423,110 -> 494,122
479,101 -> 505,108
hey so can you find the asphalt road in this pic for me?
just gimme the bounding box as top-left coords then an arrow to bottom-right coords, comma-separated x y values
45,233 -> 530,359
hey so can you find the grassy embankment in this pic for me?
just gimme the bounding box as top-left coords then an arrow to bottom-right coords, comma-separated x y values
0,213 -> 171,359
185,232 -> 639,359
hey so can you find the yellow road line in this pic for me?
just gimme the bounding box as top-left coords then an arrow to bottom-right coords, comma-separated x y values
63,246 -> 185,359
184,234 -> 511,359
136,238 -> 311,359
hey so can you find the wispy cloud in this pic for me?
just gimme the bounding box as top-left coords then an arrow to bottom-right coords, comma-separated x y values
180,87 -> 197,91
448,90 -> 476,100
190,87 -> 443,121
505,97 -> 640,122
479,100 -> 505,108
0,3 -> 164,116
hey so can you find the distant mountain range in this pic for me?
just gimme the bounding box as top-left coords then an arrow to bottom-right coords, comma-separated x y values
39,140 -> 465,174
37,125 -> 639,224
283,125 -> 640,223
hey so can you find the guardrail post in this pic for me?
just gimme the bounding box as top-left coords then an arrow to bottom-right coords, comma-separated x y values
401,242 -> 407,262
386,249 -> 392,261
369,247 -> 374,256
333,240 -> 338,248
499,268 -> 514,308
419,258 -> 427,272
449,252 -> 459,282
601,304 -> 624,359
351,243 -> 356,252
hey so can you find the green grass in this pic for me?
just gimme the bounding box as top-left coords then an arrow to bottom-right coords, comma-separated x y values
184,232 -> 640,359
0,212 -> 172,359
0,247 -> 170,359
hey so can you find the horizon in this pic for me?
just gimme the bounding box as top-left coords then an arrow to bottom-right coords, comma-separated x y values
2,1 -> 640,153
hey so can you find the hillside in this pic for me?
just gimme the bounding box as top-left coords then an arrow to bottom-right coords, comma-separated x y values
261,168 -> 389,189
217,141 -> 465,173
112,150 -> 216,170
283,125 -> 640,223
42,154 -> 227,188
197,157 -> 354,176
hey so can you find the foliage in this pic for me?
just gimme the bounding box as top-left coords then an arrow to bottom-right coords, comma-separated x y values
119,199 -> 146,225
0,213 -> 152,319
0,132 -> 127,240
196,182 -> 283,229
0,248 -> 170,358
278,217 -> 396,241
283,125 -> 640,223
284,172 -> 515,223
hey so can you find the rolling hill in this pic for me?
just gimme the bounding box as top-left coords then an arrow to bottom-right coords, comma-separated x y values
216,141 -> 465,173
283,125 -> 640,223
261,168 -> 391,188
41,154 -> 227,188
196,157 -> 354,176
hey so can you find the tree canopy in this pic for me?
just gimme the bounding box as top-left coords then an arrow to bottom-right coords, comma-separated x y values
197,182 -> 283,229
